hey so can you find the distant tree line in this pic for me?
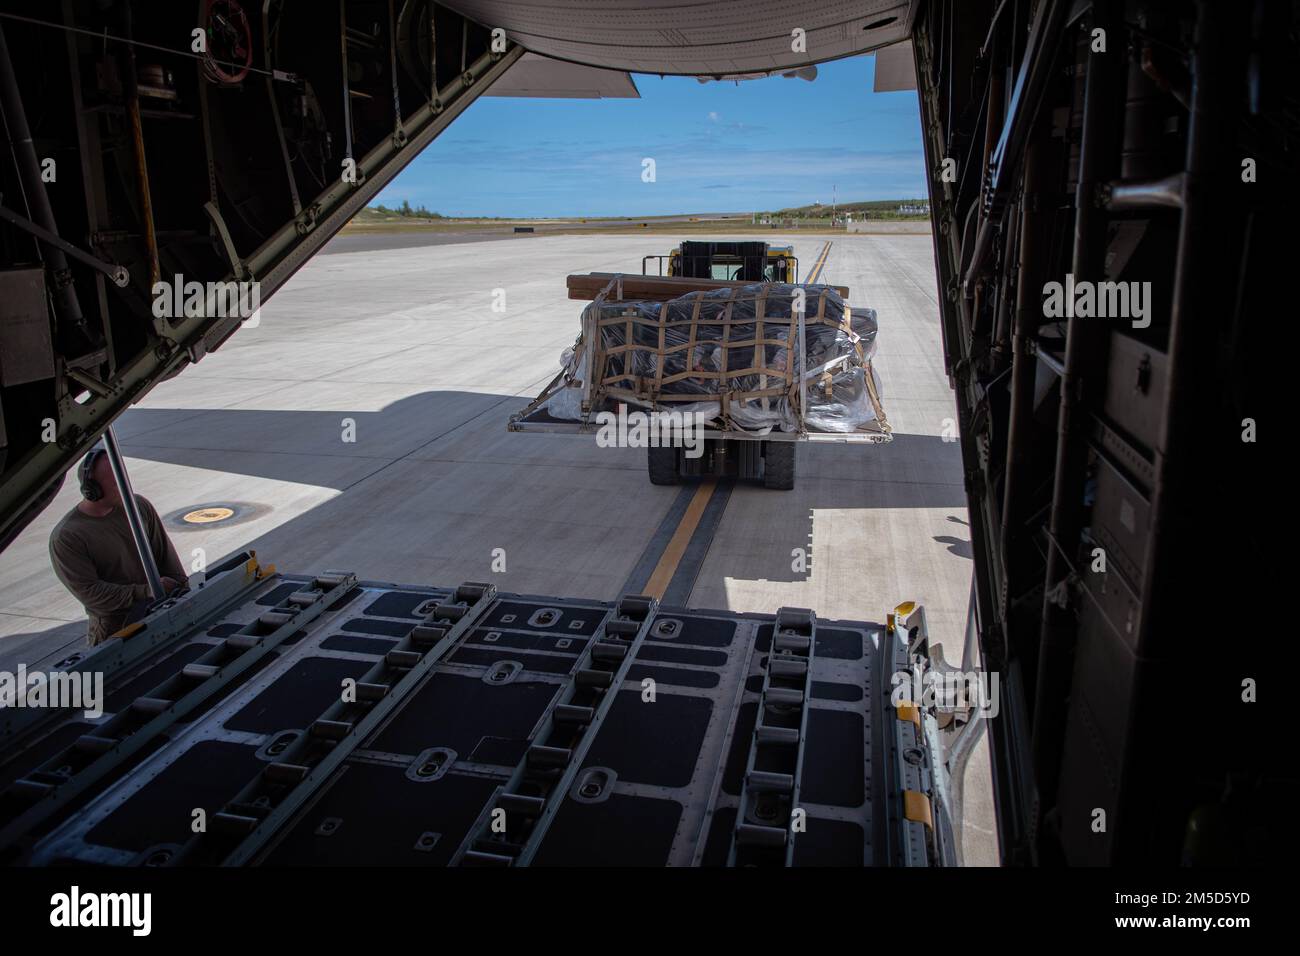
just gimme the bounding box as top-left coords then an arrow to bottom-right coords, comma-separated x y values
372,200 -> 443,219
762,199 -> 930,219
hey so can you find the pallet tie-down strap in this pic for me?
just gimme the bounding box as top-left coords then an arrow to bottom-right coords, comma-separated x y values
717,288 -> 737,427
862,360 -> 892,434
784,301 -> 801,407
844,305 -> 868,365
756,288 -> 769,414
727,606 -> 817,867
625,306 -> 635,395
654,359 -> 783,388
903,790 -> 934,829
791,290 -> 829,414
453,593 -> 659,867
167,582 -> 499,866
686,294 -> 702,392
814,288 -> 827,371
602,384 -> 789,406
586,278 -> 619,398
0,570 -> 358,857
653,301 -> 668,398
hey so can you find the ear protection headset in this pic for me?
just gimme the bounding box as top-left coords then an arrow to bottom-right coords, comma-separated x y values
78,447 -> 107,501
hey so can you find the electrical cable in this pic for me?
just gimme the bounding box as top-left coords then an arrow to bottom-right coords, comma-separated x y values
0,9 -> 294,82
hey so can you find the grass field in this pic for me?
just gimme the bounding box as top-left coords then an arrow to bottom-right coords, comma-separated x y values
342,213 -> 931,237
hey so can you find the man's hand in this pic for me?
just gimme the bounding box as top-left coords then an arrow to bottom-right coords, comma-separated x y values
161,576 -> 180,593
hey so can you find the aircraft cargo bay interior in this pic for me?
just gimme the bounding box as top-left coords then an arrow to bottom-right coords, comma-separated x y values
0,0 -> 1282,920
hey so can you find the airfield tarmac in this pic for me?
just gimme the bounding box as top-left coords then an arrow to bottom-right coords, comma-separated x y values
0,231 -> 996,864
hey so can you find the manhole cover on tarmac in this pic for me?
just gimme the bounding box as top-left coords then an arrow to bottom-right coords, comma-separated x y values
183,507 -> 235,524
164,502 -> 269,530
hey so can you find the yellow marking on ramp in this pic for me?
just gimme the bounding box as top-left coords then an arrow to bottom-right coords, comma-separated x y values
643,479 -> 717,600
807,241 -> 832,283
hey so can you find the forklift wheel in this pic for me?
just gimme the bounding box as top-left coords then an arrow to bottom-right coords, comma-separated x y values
763,442 -> 796,490
648,446 -> 679,485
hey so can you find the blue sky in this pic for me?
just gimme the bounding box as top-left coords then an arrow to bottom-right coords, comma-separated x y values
372,54 -> 925,218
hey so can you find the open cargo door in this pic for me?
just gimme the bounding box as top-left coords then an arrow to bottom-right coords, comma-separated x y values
0,1 -> 521,548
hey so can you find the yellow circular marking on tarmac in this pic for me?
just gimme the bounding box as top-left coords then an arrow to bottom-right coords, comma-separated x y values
182,507 -> 235,524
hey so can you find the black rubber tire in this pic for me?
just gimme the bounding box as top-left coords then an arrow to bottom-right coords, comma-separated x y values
763,442 -> 796,490
647,446 -> 680,485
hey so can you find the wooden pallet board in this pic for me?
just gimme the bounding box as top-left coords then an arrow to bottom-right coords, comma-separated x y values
567,272 -> 851,302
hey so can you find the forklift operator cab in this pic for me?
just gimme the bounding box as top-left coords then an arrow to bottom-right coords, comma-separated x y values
664,240 -> 796,283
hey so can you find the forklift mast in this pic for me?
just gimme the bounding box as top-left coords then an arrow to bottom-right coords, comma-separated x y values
669,240 -> 796,283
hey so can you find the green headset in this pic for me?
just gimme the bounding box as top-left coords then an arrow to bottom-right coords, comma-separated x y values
78,446 -> 108,501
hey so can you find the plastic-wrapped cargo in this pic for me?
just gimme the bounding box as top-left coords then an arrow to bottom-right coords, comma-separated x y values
545,282 -> 887,435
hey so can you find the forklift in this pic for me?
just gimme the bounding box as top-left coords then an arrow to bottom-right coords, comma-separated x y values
643,240 -> 797,283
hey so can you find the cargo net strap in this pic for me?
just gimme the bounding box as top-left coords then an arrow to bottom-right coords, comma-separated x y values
584,283 -> 880,434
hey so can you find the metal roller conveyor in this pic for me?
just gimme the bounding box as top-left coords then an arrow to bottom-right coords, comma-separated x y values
168,582 -> 497,867
0,552 -> 267,747
9,580 -> 942,868
450,593 -> 659,867
727,606 -> 818,867
0,569 -> 356,858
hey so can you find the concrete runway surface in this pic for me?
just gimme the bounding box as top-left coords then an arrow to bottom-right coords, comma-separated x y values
0,232 -> 997,864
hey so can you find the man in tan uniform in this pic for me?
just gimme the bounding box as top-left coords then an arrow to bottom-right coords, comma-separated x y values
49,448 -> 186,645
